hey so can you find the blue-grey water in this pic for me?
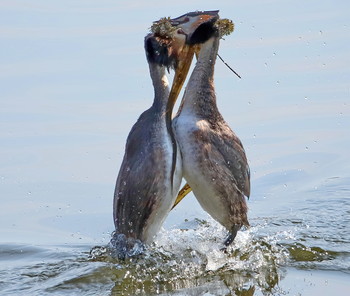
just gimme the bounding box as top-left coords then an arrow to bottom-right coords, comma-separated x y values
1,1 -> 349,295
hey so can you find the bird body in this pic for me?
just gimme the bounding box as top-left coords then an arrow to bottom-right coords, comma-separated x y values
173,34 -> 250,244
111,11 -> 228,257
113,60 -> 182,247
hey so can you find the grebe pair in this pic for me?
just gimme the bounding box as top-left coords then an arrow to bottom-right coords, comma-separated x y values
112,11 -> 249,258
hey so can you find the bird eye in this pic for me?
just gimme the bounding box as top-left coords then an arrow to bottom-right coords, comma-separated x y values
177,28 -> 185,35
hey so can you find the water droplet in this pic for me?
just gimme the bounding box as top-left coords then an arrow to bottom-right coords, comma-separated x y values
123,181 -> 127,186
276,80 -> 280,85
126,167 -> 130,172
304,96 -> 308,100
319,30 -> 323,35
273,52 -> 276,56
305,146 -> 309,150
264,62 -> 268,67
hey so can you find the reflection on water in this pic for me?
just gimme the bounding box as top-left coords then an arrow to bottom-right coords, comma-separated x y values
91,219 -> 285,295
1,177 -> 350,295
1,205 -> 349,295
2,213 -> 349,295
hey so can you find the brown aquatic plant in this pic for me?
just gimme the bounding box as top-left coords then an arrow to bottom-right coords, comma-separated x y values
215,18 -> 234,37
151,16 -> 235,40
150,17 -> 177,39
150,15 -> 240,79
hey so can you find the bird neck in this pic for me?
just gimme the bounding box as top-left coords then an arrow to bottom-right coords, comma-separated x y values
149,63 -> 170,113
179,36 -> 220,116
148,61 -> 177,190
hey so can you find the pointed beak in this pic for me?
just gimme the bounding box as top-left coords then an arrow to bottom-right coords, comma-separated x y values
170,10 -> 219,43
166,10 -> 219,115
165,44 -> 194,115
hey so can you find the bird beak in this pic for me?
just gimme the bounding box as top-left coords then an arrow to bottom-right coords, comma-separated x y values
166,11 -> 219,114
170,10 -> 219,42
166,45 -> 194,115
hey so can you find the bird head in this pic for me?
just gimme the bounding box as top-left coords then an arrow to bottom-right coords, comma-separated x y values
145,11 -> 220,113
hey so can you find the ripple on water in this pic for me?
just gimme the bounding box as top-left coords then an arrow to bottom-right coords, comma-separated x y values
88,215 -> 349,295
1,211 -> 349,295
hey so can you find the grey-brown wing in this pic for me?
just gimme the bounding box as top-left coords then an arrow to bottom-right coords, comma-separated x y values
113,109 -> 168,238
207,123 -> 250,198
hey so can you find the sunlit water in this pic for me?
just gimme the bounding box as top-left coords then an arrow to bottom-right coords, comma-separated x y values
2,186 -> 350,296
1,0 -> 350,295
1,206 -> 349,295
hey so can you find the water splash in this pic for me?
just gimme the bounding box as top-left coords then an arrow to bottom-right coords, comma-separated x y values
3,213 -> 348,295
87,210 -> 350,295
90,218 -> 290,295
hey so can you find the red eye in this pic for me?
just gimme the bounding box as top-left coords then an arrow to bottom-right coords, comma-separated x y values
177,28 -> 185,35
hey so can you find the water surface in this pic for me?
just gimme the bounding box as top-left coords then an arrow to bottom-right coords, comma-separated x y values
0,0 -> 349,295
